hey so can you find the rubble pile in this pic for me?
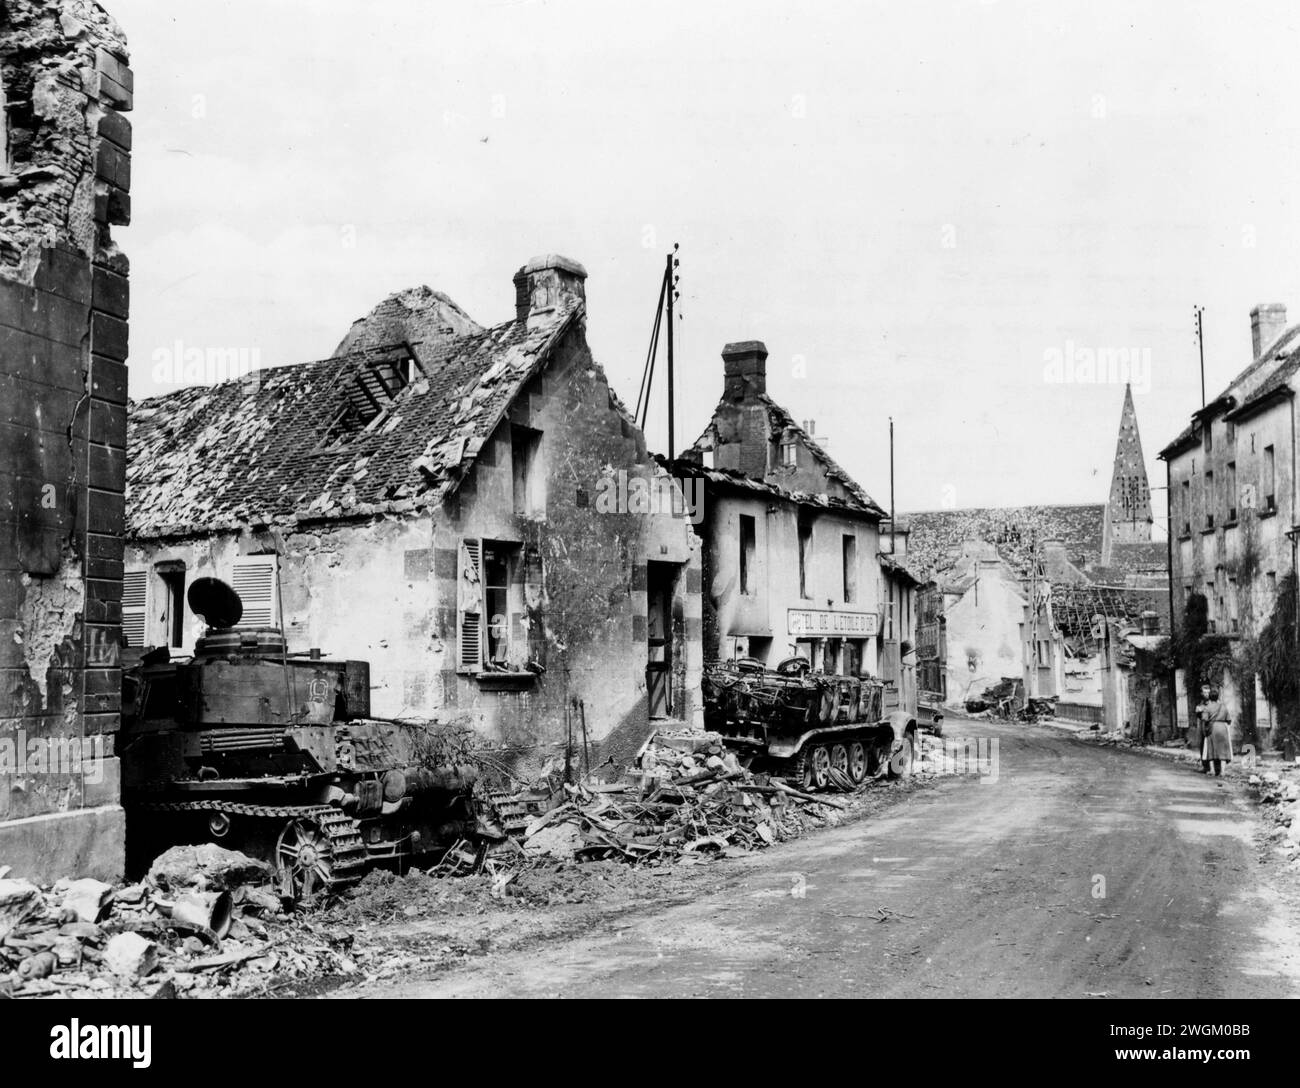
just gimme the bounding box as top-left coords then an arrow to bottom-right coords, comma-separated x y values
0,845 -> 357,999
1250,768 -> 1300,866
493,730 -> 931,866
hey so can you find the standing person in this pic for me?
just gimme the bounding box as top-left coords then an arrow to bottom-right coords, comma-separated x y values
1202,686 -> 1233,777
1190,683 -> 1211,774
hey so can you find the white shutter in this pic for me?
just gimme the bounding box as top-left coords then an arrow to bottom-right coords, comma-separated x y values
121,570 -> 148,648
232,556 -> 279,628
458,539 -> 482,671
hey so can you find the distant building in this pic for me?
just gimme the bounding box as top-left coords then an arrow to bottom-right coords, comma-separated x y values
125,256 -> 702,770
1160,302 -> 1300,748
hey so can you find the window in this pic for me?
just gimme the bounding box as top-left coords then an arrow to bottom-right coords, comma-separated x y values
1203,423 -> 1212,452
122,570 -> 148,648
798,510 -> 813,599
458,538 -> 526,671
1226,462 -> 1237,522
483,543 -> 513,664
156,563 -> 187,648
1228,577 -> 1239,633
886,588 -> 896,640
1206,582 -> 1216,633
511,426 -> 544,517
1226,420 -> 1236,445
1180,480 -> 1190,535
1267,571 -> 1278,599
781,442 -> 797,467
1204,471 -> 1214,529
739,514 -> 756,595
1264,445 -> 1276,512
842,534 -> 857,603
232,556 -> 279,628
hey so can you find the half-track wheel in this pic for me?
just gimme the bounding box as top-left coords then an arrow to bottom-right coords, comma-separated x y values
847,740 -> 869,785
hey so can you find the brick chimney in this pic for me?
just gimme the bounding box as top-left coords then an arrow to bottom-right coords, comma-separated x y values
514,255 -> 587,323
722,341 -> 768,402
1250,303 -> 1287,359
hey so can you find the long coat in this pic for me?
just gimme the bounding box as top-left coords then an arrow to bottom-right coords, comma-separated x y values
1203,706 -> 1233,762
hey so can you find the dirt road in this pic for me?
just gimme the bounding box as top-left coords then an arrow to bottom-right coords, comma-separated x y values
340,719 -> 1300,998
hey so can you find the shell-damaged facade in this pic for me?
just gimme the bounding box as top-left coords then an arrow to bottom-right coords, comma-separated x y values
124,256 -> 703,772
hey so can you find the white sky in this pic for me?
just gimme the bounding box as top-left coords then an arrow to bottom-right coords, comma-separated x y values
112,0 -> 1300,521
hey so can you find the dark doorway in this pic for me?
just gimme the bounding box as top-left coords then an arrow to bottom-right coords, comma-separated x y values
647,562 -> 680,719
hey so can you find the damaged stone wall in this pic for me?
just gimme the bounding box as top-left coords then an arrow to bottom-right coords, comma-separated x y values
0,0 -> 131,881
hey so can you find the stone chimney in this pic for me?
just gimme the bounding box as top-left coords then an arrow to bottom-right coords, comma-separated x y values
722,341 -> 768,402
1250,303 -> 1287,359
514,254 -> 587,323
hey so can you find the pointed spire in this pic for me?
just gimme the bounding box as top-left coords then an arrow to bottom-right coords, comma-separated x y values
1102,383 -> 1152,562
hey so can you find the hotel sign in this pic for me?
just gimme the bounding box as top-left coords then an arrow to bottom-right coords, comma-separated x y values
787,609 -> 879,638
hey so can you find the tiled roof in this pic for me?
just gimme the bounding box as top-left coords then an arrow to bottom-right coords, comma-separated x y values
905,505 -> 1106,580
664,457 -> 880,517
127,298 -> 585,539
1090,541 -> 1169,584
1161,323 -> 1300,457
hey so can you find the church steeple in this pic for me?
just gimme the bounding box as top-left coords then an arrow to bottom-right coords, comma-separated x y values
1102,384 -> 1152,563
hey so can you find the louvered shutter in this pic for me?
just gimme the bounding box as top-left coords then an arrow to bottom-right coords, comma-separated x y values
458,539 -> 482,671
121,570 -> 148,647
232,556 -> 279,628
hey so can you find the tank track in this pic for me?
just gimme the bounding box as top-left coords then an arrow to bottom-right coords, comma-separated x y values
133,801 -> 369,894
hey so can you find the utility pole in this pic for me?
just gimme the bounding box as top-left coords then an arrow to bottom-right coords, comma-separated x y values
889,416 -> 895,554
666,246 -> 678,461
1028,535 -> 1039,702
1195,305 -> 1206,409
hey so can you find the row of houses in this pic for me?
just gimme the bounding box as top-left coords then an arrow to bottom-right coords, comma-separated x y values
121,256 -> 919,778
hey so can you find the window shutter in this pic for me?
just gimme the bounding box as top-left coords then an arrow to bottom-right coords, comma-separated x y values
122,570 -> 148,647
232,556 -> 279,628
458,539 -> 482,671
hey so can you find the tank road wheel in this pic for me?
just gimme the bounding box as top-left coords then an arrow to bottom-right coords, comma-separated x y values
274,813 -> 366,905
829,743 -> 849,780
887,734 -> 915,780
847,740 -> 869,785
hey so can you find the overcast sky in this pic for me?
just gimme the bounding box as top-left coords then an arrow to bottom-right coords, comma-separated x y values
112,0 -> 1300,524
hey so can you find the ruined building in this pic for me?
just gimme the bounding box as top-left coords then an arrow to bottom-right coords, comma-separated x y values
124,256 -> 702,772
0,0 -> 132,882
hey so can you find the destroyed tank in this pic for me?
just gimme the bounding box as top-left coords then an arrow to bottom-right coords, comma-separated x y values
703,657 -> 918,790
119,577 -> 478,902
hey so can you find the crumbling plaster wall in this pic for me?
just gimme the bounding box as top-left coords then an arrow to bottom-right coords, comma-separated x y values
437,325 -> 702,769
124,517 -> 438,719
0,0 -> 132,882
